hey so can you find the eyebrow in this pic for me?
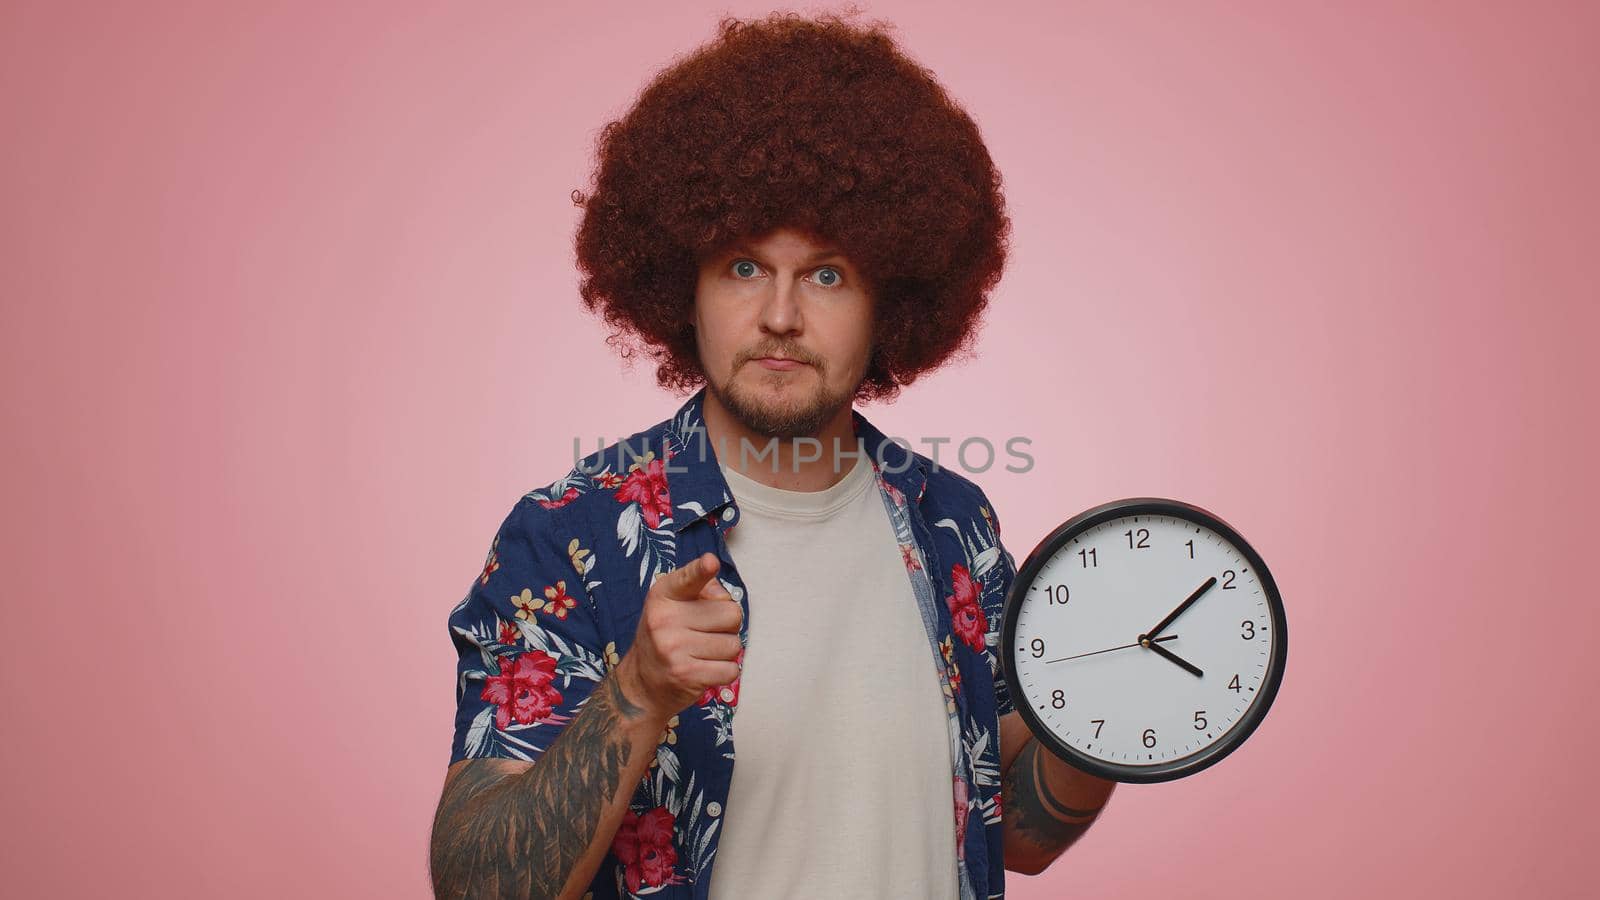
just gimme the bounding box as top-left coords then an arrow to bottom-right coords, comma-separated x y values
725,245 -> 848,266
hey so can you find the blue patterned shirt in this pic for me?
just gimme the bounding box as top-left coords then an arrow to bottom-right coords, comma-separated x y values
447,387 -> 1019,899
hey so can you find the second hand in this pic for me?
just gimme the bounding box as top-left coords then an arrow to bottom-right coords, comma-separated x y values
1043,634 -> 1178,665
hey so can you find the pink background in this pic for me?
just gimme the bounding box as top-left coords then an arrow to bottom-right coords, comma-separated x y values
3,1 -> 1594,897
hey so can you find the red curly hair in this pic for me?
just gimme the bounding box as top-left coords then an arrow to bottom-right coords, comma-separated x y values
570,8 -> 1011,402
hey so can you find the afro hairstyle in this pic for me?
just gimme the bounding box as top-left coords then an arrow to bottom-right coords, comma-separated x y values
570,8 -> 1011,402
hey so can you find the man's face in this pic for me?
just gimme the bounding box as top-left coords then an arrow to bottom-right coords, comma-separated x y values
693,226 -> 875,439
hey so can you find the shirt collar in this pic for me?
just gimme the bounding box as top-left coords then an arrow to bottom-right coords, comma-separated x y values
662,387 -> 930,534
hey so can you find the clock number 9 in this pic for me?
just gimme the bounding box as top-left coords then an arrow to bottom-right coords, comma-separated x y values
1030,639 -> 1045,658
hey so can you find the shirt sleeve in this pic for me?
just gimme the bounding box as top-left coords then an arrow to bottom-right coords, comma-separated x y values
446,496 -> 609,764
979,500 -> 1018,718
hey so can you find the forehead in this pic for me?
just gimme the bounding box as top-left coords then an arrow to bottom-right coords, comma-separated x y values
707,226 -> 852,265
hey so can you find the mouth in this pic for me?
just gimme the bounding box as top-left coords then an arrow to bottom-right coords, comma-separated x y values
751,356 -> 809,371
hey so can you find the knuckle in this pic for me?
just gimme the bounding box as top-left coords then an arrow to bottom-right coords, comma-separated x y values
643,608 -> 670,634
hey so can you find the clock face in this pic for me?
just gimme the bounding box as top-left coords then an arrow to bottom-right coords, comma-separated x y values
1003,498 -> 1286,783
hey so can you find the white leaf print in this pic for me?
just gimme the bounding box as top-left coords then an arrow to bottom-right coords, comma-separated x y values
451,623 -> 501,674
617,501 -> 642,556
463,705 -> 494,758
970,545 -> 999,580
516,617 -> 552,654
695,817 -> 721,871
494,726 -> 543,758
656,744 -> 681,785
458,667 -> 487,702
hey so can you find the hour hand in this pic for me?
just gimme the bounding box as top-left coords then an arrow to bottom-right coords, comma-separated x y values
1140,635 -> 1203,678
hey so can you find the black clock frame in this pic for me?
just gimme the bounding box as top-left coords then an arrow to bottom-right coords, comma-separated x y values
1000,497 -> 1288,784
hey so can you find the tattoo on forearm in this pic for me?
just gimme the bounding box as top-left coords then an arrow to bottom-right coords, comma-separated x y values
1004,739 -> 1102,850
429,673 -> 645,899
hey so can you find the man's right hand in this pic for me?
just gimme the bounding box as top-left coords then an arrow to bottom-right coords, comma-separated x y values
616,552 -> 744,720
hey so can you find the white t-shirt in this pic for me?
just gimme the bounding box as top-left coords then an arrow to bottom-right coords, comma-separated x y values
706,454 -> 959,900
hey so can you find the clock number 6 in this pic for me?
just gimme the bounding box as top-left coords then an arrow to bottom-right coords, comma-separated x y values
1142,728 -> 1157,748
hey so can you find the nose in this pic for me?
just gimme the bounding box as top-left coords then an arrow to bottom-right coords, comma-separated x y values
757,276 -> 802,336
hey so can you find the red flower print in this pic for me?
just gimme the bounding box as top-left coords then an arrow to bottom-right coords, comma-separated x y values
479,548 -> 500,585
538,486 -> 579,509
595,470 -> 624,489
542,581 -> 578,620
480,650 -> 562,729
940,636 -> 962,693
899,543 -> 922,572
497,619 -> 520,646
612,806 -> 678,894
953,777 -> 971,860
947,563 -> 988,652
616,458 -> 672,528
881,478 -> 905,508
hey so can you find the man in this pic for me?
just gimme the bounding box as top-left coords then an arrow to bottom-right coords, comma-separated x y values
430,12 -> 1116,899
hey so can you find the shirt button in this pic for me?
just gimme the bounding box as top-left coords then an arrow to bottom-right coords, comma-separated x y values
721,507 -> 735,521
707,801 -> 722,817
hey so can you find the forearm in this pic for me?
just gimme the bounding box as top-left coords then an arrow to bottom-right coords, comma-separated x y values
1000,736 -> 1117,876
429,666 -> 669,900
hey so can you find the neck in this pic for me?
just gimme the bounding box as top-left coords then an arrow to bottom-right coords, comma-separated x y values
700,389 -> 860,492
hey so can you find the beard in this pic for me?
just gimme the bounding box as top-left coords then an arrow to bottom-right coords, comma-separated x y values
709,352 -> 855,440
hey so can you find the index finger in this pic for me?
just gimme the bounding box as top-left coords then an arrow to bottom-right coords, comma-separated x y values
655,552 -> 721,601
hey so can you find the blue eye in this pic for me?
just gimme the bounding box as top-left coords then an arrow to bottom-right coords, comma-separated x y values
732,260 -> 758,278
815,267 -> 841,287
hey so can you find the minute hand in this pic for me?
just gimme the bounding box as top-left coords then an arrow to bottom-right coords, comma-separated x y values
1142,576 -> 1219,641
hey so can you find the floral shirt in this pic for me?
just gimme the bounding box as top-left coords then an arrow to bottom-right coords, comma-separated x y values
447,387 -> 1019,899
